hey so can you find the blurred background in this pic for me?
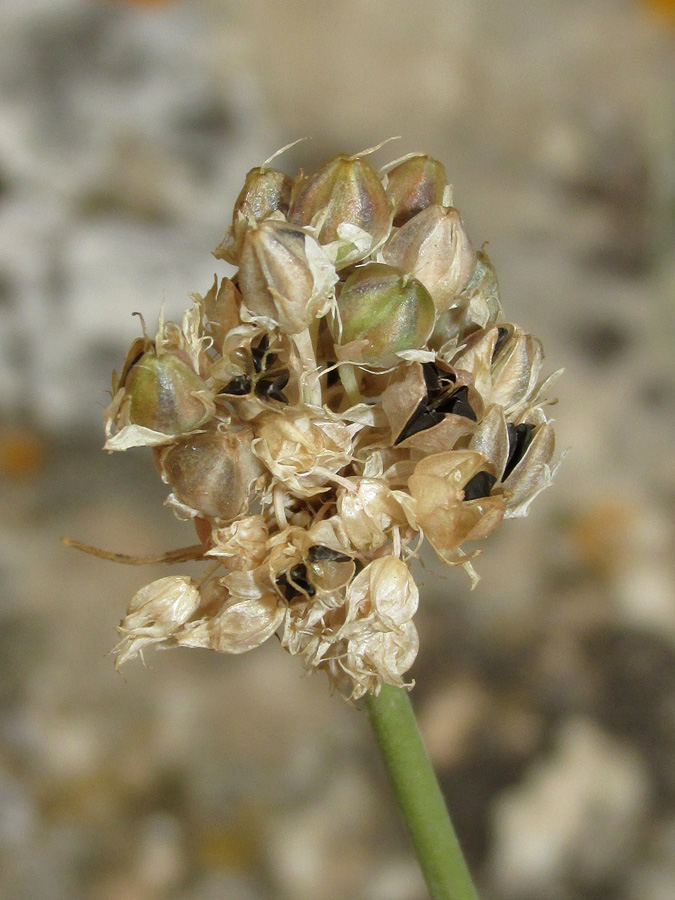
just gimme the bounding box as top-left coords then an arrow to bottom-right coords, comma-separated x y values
1,1 -> 674,898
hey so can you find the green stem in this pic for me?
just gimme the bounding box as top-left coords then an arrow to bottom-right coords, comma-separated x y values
364,683 -> 480,900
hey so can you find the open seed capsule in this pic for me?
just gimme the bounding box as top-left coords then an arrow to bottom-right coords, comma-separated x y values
331,262 -> 436,368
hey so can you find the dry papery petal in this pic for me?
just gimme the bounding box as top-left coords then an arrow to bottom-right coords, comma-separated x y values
238,217 -> 337,334
449,324 -> 543,415
381,204 -> 476,314
408,450 -> 505,559
337,477 -> 416,553
345,620 -> 419,700
114,575 -> 201,667
253,411 -> 358,497
430,249 -> 503,351
341,556 -> 419,633
207,515 -> 269,570
502,421 -> 558,517
175,589 -> 284,654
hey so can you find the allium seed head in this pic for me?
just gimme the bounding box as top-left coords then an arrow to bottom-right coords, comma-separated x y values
96,145 -> 562,699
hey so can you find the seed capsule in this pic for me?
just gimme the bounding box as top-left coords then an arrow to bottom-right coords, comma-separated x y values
288,154 -> 391,267
159,423 -> 263,522
331,263 -> 436,368
383,154 -> 448,227
214,166 -> 293,265
381,204 -> 476,314
238,218 -> 337,334
123,349 -> 213,436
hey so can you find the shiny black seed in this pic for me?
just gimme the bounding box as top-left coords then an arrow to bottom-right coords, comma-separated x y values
276,564 -> 316,601
325,363 -> 340,388
434,385 -> 477,421
251,335 -> 270,373
503,423 -> 536,480
492,327 -> 509,361
422,362 -> 441,398
395,400 -> 442,444
463,471 -> 497,501
308,545 -> 352,563
255,369 -> 290,403
219,374 -> 252,396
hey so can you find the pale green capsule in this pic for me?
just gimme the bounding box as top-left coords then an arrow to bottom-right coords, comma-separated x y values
332,263 -> 436,367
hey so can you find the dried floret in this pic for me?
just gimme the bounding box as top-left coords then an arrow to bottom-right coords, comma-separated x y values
114,575 -> 202,666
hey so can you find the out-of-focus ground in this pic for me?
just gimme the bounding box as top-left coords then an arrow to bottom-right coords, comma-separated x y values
1,1 -> 674,898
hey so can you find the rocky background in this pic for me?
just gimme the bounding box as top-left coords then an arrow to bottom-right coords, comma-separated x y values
1,1 -> 674,898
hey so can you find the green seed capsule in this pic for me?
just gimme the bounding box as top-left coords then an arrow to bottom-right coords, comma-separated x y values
288,154 -> 391,260
332,263 -> 436,367
384,154 -> 448,227
124,350 -> 213,436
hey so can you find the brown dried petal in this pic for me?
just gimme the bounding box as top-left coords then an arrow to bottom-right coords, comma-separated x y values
198,275 -> 242,350
468,404 -> 511,480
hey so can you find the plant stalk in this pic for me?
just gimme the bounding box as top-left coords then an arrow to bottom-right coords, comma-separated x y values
364,683 -> 480,900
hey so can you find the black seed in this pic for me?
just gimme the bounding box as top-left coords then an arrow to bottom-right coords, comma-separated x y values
255,369 -> 290,403
308,545 -> 352,563
276,564 -> 316,601
463,471 -> 497,501
503,423 -> 536,480
395,400 -> 442,445
219,374 -> 251,396
434,385 -> 477,421
251,335 -> 270,373
492,327 -> 509,361
326,364 -> 340,388
422,362 -> 441,398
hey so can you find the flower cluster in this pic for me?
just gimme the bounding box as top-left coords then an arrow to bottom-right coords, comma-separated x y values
105,146 -> 561,700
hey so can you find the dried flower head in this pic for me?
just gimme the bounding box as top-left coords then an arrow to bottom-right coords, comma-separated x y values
90,145 -> 562,700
